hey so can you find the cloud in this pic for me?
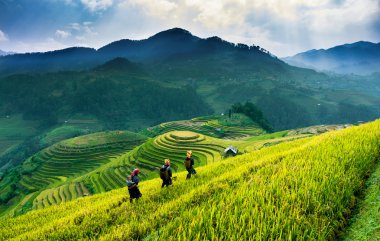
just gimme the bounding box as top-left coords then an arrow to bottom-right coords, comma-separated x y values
0,30 -> 9,42
2,0 -> 379,55
69,22 -> 98,35
13,38 -> 69,53
122,0 -> 178,18
81,0 -> 113,12
83,24 -> 97,35
76,36 -> 86,41
54,22 -> 98,44
166,0 -> 379,56
44,0 -> 380,56
70,23 -> 81,31
55,29 -> 71,38
63,0 -> 76,5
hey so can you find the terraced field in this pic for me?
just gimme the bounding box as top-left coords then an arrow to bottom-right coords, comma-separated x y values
122,131 -> 235,170
142,114 -> 266,139
18,128 -> 328,213
0,120 -> 378,240
3,115 -> 347,216
29,131 -> 233,210
71,131 -> 241,197
8,131 -> 147,215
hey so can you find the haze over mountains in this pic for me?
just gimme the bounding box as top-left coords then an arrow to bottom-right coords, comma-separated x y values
283,41 -> 380,75
0,28 -> 276,75
0,28 -> 379,133
0,50 -> 15,56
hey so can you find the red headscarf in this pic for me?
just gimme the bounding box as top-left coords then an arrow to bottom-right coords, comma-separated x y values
132,168 -> 140,176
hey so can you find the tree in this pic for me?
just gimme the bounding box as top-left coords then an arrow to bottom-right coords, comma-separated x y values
231,102 -> 272,132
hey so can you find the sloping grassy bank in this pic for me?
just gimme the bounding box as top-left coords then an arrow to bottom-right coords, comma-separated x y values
0,120 -> 378,240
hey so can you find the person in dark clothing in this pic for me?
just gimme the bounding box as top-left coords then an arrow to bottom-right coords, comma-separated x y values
160,159 -> 173,188
184,150 -> 197,179
128,168 -> 142,203
126,175 -> 135,202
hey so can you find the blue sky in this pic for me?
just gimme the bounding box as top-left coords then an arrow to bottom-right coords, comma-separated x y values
0,0 -> 379,57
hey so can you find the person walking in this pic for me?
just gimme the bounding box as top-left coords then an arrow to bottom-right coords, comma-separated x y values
160,159 -> 173,188
184,150 -> 196,179
126,175 -> 135,203
128,168 -> 142,203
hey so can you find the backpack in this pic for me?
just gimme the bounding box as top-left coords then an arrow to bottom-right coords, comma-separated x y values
184,158 -> 191,168
160,166 -> 169,180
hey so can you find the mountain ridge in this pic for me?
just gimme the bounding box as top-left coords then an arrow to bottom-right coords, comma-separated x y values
0,28 -> 379,137
283,41 -> 380,75
0,49 -> 16,56
0,27 -> 275,75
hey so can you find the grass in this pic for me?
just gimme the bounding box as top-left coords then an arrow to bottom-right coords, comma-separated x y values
0,114 -> 355,218
142,113 -> 266,139
339,162 -> 380,240
31,125 -> 277,213
40,125 -> 84,145
245,130 -> 288,141
0,115 -> 39,157
0,140 -> 21,156
0,115 -> 38,138
73,130 -> 240,195
0,119 -> 378,240
2,123 -> 326,217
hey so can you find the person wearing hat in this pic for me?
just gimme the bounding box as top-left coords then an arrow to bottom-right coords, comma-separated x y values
128,168 -> 142,202
184,150 -> 196,179
160,159 -> 173,188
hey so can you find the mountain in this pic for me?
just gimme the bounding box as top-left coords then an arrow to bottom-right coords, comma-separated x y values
0,28 -> 280,75
0,47 -> 97,74
0,49 -> 15,56
0,58 -> 212,130
93,57 -> 144,73
283,41 -> 380,75
97,28 -> 201,61
0,28 -> 379,133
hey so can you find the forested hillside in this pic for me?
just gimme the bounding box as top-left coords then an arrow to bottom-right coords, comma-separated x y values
1,28 -> 379,133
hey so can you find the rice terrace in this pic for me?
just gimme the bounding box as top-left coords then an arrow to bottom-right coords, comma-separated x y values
0,114 -> 379,240
1,1 -> 380,240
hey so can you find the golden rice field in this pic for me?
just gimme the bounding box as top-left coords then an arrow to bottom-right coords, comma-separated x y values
3,131 -> 147,216
0,119 -> 378,240
27,130 -> 239,213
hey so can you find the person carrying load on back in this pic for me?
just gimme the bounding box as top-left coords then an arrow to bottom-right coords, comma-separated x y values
184,150 -> 197,179
160,159 -> 172,188
128,168 -> 142,203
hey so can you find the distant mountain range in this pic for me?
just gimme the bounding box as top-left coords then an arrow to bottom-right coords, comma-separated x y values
0,49 -> 15,56
0,28 -> 379,132
283,41 -> 380,75
0,28 -> 277,75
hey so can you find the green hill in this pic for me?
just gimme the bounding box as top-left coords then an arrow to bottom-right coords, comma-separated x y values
1,28 -> 379,135
141,113 -> 266,138
0,119 -> 378,240
0,115 -> 40,165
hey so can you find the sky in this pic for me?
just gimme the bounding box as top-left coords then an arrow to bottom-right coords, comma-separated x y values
0,0 -> 379,57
